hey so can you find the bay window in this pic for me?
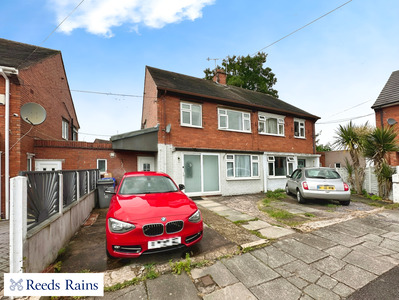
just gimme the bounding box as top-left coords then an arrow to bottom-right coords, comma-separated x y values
258,113 -> 285,136
227,154 -> 259,178
268,156 -> 295,177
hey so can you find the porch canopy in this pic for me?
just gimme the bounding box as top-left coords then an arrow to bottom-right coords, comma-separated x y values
110,126 -> 158,151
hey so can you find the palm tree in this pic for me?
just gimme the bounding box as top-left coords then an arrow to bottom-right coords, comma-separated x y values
333,122 -> 371,194
363,126 -> 399,198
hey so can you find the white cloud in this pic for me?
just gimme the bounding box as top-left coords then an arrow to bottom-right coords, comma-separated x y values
49,0 -> 215,37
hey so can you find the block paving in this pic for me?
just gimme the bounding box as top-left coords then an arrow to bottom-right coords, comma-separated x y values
3,196 -> 399,299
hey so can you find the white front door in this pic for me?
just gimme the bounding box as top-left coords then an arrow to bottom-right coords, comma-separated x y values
138,156 -> 155,171
35,159 -> 63,171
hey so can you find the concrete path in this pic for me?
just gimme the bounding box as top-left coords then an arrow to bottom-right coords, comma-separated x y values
0,220 -> 9,292
195,198 -> 296,242
90,207 -> 399,300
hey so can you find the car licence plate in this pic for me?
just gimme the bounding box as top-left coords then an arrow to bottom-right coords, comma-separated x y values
148,237 -> 181,249
317,185 -> 335,190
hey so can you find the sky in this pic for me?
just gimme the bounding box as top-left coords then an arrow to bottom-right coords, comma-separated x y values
1,0 -> 399,146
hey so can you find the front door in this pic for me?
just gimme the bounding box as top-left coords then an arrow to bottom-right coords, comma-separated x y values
183,154 -> 219,195
138,156 -> 155,171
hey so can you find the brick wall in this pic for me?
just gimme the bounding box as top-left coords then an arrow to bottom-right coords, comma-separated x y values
141,68 -> 158,129
157,94 -> 316,154
374,106 -> 399,166
33,140 -> 145,184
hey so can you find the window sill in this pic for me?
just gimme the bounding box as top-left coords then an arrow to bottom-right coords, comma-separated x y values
294,136 -> 306,139
259,132 -> 285,137
218,128 -> 252,134
181,124 -> 203,129
226,177 -> 260,181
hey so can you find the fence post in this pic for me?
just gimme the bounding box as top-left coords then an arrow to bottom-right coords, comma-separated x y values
10,176 -> 27,273
87,171 -> 90,193
76,171 -> 80,201
393,173 -> 399,203
59,173 -> 63,215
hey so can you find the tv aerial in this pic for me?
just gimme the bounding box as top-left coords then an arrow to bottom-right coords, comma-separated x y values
20,102 -> 47,125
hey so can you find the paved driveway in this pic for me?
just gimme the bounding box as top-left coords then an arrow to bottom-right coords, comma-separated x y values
89,204 -> 399,300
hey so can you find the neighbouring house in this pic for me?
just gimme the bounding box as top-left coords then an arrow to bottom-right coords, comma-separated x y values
323,150 -> 367,169
372,70 -> 399,166
0,38 -> 140,219
111,66 -> 320,197
0,38 -> 82,218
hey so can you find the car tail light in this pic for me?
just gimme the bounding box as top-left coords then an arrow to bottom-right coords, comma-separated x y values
344,183 -> 349,191
302,182 -> 309,190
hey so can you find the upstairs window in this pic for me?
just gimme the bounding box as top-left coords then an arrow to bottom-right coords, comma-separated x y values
62,119 -> 69,140
294,119 -> 305,138
180,102 -> 202,127
218,108 -> 251,133
73,127 -> 78,141
258,113 -> 285,136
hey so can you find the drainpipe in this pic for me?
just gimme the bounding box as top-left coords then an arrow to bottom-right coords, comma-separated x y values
0,66 -> 18,220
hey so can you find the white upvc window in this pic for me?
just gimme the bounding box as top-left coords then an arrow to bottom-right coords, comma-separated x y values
227,154 -> 259,178
268,156 -> 295,177
218,108 -> 251,133
258,113 -> 285,136
73,127 -> 78,141
180,102 -> 202,127
97,159 -> 107,174
294,118 -> 305,138
62,119 -> 69,140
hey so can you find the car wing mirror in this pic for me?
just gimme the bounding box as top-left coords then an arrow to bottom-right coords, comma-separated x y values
178,184 -> 185,191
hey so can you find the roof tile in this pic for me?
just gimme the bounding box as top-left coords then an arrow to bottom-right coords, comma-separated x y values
147,66 -> 319,119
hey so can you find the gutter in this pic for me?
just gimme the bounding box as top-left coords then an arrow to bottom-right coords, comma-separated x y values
0,66 -> 18,220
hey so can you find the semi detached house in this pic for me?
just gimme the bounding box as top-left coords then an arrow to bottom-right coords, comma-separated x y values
113,66 -> 320,197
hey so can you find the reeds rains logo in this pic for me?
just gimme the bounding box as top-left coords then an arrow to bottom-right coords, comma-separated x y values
5,273 -> 104,297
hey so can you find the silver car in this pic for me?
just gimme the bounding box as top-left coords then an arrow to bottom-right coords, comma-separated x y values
285,167 -> 351,205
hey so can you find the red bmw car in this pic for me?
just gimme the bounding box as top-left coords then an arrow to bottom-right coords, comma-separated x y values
106,172 -> 203,258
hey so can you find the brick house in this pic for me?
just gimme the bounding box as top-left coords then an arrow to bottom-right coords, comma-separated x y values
112,66 -> 320,197
372,70 -> 399,166
0,38 -> 83,218
0,39 -> 141,218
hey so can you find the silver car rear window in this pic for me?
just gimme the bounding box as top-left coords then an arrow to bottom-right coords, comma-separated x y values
305,169 -> 341,179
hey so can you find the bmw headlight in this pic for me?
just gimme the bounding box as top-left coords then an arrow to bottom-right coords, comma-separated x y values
188,209 -> 201,223
108,218 -> 135,233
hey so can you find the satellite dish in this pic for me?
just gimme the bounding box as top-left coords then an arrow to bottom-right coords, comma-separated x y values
165,123 -> 172,133
20,102 -> 47,125
387,118 -> 397,126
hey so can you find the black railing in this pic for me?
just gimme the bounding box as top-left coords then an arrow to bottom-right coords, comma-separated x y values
20,169 -> 99,231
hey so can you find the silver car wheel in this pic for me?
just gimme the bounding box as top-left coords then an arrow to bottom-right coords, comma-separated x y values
296,190 -> 305,204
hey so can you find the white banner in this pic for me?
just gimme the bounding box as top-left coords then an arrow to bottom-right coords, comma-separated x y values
4,273 -> 104,297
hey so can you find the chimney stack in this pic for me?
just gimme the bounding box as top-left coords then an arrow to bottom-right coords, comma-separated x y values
212,69 -> 227,85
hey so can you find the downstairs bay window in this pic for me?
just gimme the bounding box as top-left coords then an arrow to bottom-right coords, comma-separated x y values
268,156 -> 295,177
227,154 -> 259,178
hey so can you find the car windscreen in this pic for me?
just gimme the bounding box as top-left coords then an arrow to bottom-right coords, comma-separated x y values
118,176 -> 179,195
305,169 -> 341,179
